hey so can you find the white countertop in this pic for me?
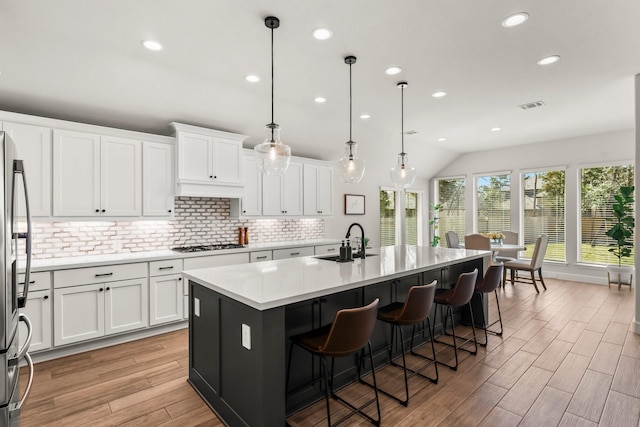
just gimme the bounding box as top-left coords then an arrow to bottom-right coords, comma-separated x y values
26,239 -> 342,271
183,245 -> 490,311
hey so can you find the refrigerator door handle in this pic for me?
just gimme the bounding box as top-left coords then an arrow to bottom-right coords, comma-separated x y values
9,353 -> 33,418
16,314 -> 33,361
13,159 -> 32,308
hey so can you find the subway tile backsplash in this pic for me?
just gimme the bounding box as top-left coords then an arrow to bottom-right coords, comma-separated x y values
26,197 -> 324,259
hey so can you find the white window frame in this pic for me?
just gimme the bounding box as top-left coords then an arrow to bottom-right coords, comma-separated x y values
473,170 -> 512,234
380,186 -> 424,246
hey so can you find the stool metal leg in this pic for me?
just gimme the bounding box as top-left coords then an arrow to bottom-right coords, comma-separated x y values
434,303 -> 479,371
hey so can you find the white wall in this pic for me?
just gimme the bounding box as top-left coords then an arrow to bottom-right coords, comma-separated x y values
432,128 -> 635,285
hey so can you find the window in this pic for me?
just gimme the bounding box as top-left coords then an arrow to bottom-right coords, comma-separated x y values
380,189 -> 397,246
380,189 -> 423,246
476,174 -> 510,234
579,164 -> 634,265
522,170 -> 566,262
434,177 -> 465,246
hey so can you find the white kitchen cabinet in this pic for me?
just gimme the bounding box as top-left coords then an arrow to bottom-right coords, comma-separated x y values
262,161 -> 303,216
250,251 -> 272,263
183,252 -> 249,270
172,122 -> 247,198
314,244 -> 341,256
149,258 -> 184,325
18,272 -> 52,352
149,274 -> 183,325
53,263 -> 148,346
54,283 -> 104,346
272,246 -> 315,260
2,122 -> 52,217
303,164 -> 333,216
19,289 -> 52,352
237,153 -> 262,216
52,130 -> 142,216
143,141 -> 175,216
104,278 -> 149,335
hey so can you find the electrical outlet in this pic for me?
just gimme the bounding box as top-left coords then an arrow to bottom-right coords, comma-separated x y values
194,298 -> 200,317
242,324 -> 251,350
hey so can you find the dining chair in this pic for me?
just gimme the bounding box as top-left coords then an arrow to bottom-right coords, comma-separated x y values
495,231 -> 519,263
503,234 -> 549,293
463,234 -> 491,251
445,231 -> 461,249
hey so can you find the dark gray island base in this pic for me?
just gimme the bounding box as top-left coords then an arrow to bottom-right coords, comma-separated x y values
186,248 -> 488,426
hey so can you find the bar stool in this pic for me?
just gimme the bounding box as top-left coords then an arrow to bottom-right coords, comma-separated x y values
372,280 -> 439,406
285,299 -> 381,427
433,269 -> 478,371
474,263 -> 504,346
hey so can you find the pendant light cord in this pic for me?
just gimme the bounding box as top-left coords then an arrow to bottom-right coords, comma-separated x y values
401,84 -> 404,155
348,61 -> 353,156
270,24 -> 275,142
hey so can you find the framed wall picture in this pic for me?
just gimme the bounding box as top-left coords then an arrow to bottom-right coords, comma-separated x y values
344,194 -> 365,215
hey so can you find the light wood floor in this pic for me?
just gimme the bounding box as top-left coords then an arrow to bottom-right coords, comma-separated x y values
19,278 -> 639,426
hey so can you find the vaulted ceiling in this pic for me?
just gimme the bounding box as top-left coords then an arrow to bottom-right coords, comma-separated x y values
1,1 -> 639,178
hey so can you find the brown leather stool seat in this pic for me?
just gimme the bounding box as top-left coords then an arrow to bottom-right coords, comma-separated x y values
475,263 -> 504,346
370,280 -> 438,406
286,298 -> 381,426
433,269 -> 478,371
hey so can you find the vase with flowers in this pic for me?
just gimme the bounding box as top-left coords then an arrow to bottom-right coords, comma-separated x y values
482,232 -> 505,245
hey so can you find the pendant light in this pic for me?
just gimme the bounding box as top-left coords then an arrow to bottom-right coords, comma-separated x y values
255,16 -> 291,176
337,56 -> 366,183
390,82 -> 416,188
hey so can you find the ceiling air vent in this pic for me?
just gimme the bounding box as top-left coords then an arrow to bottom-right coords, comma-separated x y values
518,101 -> 545,110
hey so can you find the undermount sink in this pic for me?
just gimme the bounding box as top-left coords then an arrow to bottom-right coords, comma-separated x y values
315,253 -> 378,262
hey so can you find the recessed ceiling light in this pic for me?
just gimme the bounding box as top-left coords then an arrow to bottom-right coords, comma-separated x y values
385,66 -> 402,75
312,28 -> 333,40
142,40 -> 163,51
245,74 -> 260,82
314,97 -> 326,103
437,138 -> 447,142
502,12 -> 529,28
491,127 -> 502,132
360,114 -> 371,119
537,55 -> 561,65
432,91 -> 447,98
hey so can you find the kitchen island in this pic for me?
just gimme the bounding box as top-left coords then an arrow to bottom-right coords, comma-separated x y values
184,245 -> 491,427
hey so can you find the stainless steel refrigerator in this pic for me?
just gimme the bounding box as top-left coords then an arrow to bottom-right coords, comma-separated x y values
0,131 -> 33,426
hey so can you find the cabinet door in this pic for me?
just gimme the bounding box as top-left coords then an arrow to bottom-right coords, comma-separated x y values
282,162 -> 303,215
241,154 -> 262,216
149,274 -> 184,325
316,165 -> 333,216
3,122 -> 52,217
52,129 -> 101,216
54,284 -> 104,346
19,289 -> 52,352
212,137 -> 242,184
143,141 -> 175,216
303,164 -> 319,215
177,131 -> 212,182
262,174 -> 283,216
101,135 -> 142,216
105,278 -> 149,335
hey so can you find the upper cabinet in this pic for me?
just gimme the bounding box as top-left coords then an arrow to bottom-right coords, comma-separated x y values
262,161 -> 303,216
233,153 -> 262,216
143,141 -> 175,216
2,122 -> 52,217
172,122 -> 247,198
303,164 -> 333,216
53,130 -> 142,216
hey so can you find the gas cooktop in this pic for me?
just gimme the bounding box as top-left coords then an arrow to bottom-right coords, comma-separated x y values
171,244 -> 245,253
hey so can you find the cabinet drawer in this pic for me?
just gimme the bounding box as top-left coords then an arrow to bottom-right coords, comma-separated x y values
272,246 -> 314,260
183,252 -> 249,270
149,259 -> 183,277
54,263 -> 147,288
314,244 -> 340,256
19,271 -> 51,292
250,251 -> 273,263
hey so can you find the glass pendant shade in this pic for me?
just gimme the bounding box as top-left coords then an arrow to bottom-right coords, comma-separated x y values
337,141 -> 366,183
255,123 -> 291,175
390,153 -> 416,188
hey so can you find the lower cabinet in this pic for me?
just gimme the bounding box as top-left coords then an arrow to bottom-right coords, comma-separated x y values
20,289 -> 52,352
149,274 -> 184,325
272,246 -> 315,260
54,278 -> 148,346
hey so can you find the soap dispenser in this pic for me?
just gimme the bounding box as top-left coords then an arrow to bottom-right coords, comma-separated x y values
339,240 -> 347,261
